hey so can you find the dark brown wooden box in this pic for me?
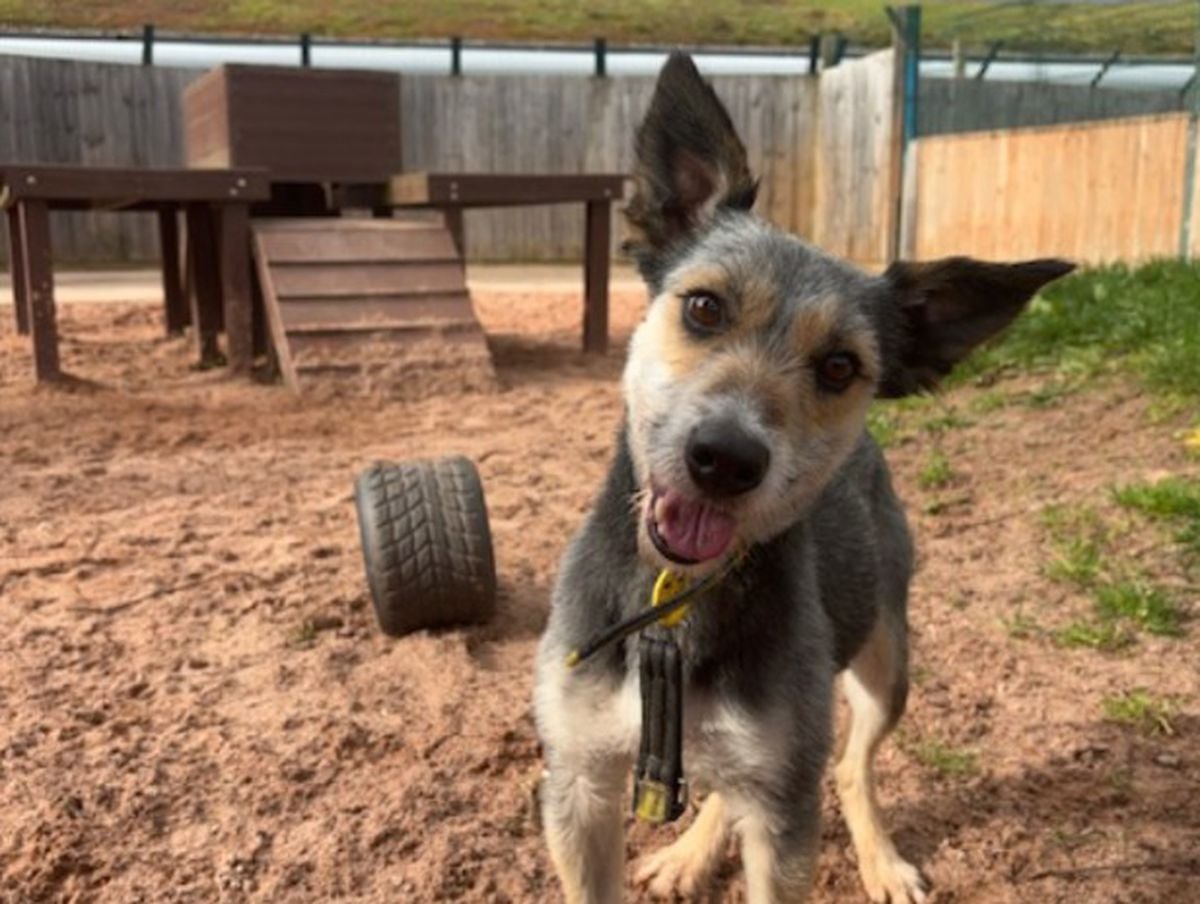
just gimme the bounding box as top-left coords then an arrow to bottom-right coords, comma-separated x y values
184,65 -> 401,183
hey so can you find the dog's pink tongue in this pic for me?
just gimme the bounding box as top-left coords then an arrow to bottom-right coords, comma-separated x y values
655,492 -> 736,562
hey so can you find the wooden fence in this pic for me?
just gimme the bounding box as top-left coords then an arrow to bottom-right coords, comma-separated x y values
7,51 -> 1200,272
0,55 -> 197,263
0,52 -> 896,267
813,49 -> 897,267
400,72 -> 822,261
903,112 -> 1194,264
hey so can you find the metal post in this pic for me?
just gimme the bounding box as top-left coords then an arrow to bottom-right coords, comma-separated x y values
141,24 -> 154,66
1090,49 -> 1120,88
886,5 -> 921,262
808,35 -> 820,75
833,34 -> 849,66
594,37 -> 607,77
952,39 -> 965,79
901,6 -> 921,150
1179,0 -> 1200,258
976,41 -> 1003,80
300,32 -> 311,67
450,36 -> 462,76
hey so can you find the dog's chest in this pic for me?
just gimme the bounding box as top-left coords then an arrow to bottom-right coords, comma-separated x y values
576,661 -> 788,788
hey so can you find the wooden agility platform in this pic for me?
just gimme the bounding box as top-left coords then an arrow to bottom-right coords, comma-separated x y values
252,218 -> 495,395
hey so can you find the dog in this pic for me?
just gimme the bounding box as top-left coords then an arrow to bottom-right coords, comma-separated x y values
533,53 -> 1073,904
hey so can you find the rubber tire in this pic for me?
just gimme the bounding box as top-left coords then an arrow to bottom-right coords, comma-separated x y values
354,456 -> 497,637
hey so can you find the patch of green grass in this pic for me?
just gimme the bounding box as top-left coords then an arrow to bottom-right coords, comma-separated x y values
2,1 -> 1196,53
1040,504 -> 1107,588
1045,536 -> 1103,588
918,409 -> 973,435
1054,619 -> 1135,652
1114,476 -> 1200,556
1017,379 -> 1079,410
918,449 -> 955,490
952,261 -> 1200,402
968,391 -> 1009,416
1094,581 -> 1184,637
288,621 -> 319,649
866,405 -> 904,449
904,737 -> 979,779
1041,502 -> 1187,647
1003,612 -> 1040,640
1102,689 -> 1179,736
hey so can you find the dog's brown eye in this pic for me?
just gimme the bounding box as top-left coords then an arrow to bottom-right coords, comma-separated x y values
683,293 -> 727,335
816,352 -> 859,391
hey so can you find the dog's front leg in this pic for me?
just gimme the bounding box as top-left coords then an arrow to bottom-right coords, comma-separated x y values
540,753 -> 627,904
737,798 -> 820,904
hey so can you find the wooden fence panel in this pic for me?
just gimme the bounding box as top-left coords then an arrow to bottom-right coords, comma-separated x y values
813,50 -> 897,269
910,113 -> 1189,264
0,56 -> 200,266
399,73 -> 820,260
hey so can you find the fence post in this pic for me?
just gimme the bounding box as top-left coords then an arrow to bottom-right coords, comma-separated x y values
808,35 -> 820,74
1091,50 -> 1120,88
594,38 -> 607,77
141,24 -> 154,66
886,5 -> 921,262
1180,5 -> 1200,258
976,41 -> 1002,80
300,33 -> 312,67
819,34 -> 845,70
450,36 -> 462,76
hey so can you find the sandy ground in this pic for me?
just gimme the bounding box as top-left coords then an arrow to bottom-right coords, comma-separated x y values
0,285 -> 1197,903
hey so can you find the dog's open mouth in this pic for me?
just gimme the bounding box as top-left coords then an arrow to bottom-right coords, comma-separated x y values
646,486 -> 737,565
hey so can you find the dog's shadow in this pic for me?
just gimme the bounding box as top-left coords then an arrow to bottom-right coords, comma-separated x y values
878,715 -> 1200,896
633,716 -> 1198,901
463,576 -> 553,670
486,332 -> 628,389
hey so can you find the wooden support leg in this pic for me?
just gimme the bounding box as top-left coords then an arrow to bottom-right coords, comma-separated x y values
19,200 -> 61,381
443,206 -> 466,258
185,203 -> 223,367
582,200 -> 611,355
218,203 -> 254,375
158,206 -> 188,336
6,206 -> 30,335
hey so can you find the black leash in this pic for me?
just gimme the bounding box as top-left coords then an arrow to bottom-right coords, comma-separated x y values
563,565 -> 730,669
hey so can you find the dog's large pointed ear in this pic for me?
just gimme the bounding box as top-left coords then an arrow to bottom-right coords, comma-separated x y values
624,53 -> 757,272
878,256 -> 1076,397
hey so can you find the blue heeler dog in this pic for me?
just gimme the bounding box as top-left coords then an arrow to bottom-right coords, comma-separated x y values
533,53 -> 1073,904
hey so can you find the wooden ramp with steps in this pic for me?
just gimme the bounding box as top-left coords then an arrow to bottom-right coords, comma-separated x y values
252,218 -> 494,395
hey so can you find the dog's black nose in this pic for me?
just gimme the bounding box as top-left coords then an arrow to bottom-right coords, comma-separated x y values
686,420 -> 770,497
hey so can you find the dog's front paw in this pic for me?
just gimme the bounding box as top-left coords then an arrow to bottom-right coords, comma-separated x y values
859,850 -> 927,904
633,838 -> 718,900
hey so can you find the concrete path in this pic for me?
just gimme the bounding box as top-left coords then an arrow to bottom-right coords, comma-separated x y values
0,263 -> 644,305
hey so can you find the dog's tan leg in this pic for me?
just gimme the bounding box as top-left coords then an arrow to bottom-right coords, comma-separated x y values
633,792 -> 730,898
738,807 -> 818,904
835,620 -> 927,904
540,760 -> 626,904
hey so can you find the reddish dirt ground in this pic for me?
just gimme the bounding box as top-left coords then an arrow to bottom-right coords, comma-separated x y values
1,288 -> 1197,903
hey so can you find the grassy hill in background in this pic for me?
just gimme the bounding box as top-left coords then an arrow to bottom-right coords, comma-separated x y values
0,1 -> 1195,55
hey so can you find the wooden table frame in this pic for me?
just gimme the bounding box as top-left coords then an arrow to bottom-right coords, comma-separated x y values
338,172 -> 627,354
2,164 -> 270,383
